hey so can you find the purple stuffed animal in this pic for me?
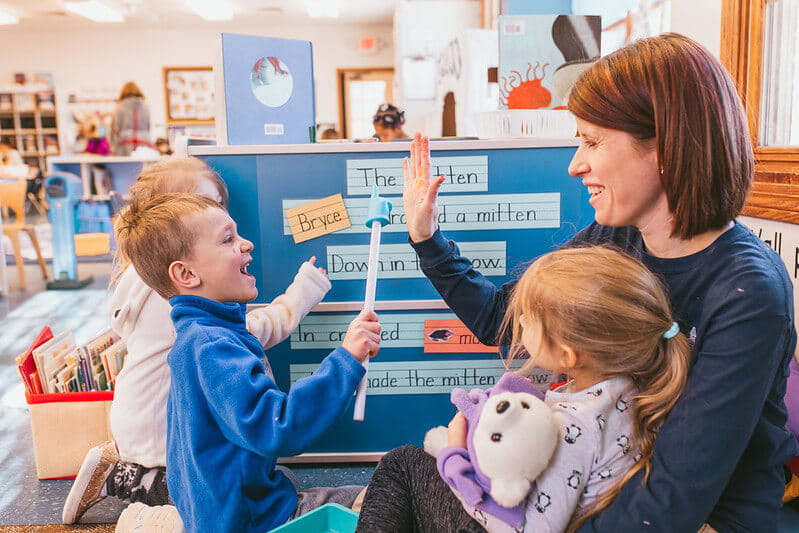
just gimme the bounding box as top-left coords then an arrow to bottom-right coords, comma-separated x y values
424,373 -> 558,530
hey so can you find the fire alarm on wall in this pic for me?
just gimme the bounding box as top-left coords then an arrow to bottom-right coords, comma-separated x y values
359,37 -> 378,52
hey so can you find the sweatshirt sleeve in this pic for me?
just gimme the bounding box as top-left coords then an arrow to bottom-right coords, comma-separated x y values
410,230 -> 516,345
246,261 -> 331,349
195,337 -> 364,457
577,277 -> 796,531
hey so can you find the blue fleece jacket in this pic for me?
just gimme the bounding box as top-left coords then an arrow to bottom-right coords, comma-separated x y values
165,295 -> 365,533
411,222 -> 796,532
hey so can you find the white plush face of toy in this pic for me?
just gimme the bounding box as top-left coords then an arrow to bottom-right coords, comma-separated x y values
473,391 -> 558,482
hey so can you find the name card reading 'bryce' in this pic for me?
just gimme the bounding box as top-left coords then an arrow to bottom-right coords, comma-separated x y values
291,312 -> 459,350
345,156 -> 489,196
289,360 -> 556,395
284,194 -> 351,243
326,241 -> 506,280
282,193 -> 560,235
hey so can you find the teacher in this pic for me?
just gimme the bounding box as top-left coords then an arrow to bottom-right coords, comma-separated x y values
358,33 -> 796,532
110,81 -> 152,155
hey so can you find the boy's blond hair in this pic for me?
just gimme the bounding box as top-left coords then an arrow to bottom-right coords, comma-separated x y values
112,157 -> 228,286
115,193 -> 221,299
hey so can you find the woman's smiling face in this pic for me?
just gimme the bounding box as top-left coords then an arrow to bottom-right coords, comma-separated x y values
568,118 -> 667,230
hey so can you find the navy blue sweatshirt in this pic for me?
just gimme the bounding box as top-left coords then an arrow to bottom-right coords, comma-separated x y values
166,295 -> 365,533
411,222 -> 796,532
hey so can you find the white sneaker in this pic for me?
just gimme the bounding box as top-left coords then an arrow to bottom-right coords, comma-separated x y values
62,440 -> 119,524
116,502 -> 185,533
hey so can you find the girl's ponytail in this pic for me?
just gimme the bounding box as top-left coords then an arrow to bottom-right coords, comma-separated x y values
567,329 -> 691,533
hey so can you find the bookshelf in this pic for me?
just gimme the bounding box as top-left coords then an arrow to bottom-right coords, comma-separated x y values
0,85 -> 61,173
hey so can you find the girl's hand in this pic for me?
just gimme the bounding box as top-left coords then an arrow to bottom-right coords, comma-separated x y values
341,309 -> 381,363
307,255 -> 327,276
447,412 -> 468,449
402,133 -> 445,243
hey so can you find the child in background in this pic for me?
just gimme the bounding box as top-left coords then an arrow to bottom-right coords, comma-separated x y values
372,104 -> 409,142
357,246 -> 692,533
155,137 -> 173,156
116,192 -> 380,532
63,158 -> 334,523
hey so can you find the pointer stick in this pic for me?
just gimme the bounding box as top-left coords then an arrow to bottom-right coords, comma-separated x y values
353,185 -> 392,421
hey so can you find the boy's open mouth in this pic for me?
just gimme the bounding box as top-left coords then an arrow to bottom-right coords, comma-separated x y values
240,260 -> 253,277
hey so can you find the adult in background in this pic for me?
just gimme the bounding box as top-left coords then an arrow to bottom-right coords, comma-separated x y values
110,82 -> 152,155
358,33 -> 796,532
372,104 -> 409,142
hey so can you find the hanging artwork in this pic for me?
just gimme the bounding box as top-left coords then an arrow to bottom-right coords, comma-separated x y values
163,66 -> 215,124
498,14 -> 601,110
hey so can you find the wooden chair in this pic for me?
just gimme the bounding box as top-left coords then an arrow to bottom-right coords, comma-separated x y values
27,186 -> 49,217
0,178 -> 48,289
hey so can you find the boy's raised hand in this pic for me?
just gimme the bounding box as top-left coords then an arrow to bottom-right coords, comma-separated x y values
342,309 -> 381,363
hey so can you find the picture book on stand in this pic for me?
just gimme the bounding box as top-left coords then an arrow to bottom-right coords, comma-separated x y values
498,14 -> 601,110
216,32 -> 316,145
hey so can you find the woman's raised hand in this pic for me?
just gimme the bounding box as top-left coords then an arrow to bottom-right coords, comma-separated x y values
402,133 -> 445,243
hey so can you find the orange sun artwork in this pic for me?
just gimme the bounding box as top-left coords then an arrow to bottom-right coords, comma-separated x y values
499,61 -> 552,109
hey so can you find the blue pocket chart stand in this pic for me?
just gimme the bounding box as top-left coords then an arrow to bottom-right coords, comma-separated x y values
45,172 -> 93,290
192,138 -> 591,461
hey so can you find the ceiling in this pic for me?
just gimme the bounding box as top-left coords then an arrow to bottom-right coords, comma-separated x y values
0,0 -> 397,30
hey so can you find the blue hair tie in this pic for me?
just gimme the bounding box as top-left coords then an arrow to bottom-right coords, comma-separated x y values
662,322 -> 680,339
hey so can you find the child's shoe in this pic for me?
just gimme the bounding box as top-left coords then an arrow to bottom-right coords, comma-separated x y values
62,440 -> 119,523
115,502 -> 185,532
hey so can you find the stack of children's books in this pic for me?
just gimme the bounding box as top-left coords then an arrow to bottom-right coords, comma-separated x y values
17,325 -> 127,395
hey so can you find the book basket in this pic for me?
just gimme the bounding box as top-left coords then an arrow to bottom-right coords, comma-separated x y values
26,390 -> 114,479
474,109 -> 577,139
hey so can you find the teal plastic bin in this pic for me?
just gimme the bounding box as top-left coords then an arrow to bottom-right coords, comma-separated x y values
269,503 -> 359,533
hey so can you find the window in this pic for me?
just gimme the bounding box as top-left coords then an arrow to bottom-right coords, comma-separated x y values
722,0 -> 799,223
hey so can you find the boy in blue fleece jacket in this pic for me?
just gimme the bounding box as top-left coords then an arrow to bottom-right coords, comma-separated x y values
115,192 -> 381,532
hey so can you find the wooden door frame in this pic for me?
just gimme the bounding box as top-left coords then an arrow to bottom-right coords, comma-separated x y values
337,67 -> 394,139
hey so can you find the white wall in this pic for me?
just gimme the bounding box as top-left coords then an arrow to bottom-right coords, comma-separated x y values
670,0 -> 722,57
393,0 -> 481,135
0,21 -> 393,144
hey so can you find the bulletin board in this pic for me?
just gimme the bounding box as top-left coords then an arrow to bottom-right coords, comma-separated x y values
163,66 -> 214,124
196,140 -> 591,457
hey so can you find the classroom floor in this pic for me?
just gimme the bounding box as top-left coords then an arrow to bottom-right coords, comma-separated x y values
2,261 -> 799,530
0,261 -> 374,527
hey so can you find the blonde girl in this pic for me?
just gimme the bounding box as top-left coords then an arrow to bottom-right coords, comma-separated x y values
501,245 -> 690,532
356,245 -> 691,533
64,157 -> 333,524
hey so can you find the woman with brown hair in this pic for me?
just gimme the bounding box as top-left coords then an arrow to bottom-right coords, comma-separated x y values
110,81 -> 152,155
357,33 -> 796,532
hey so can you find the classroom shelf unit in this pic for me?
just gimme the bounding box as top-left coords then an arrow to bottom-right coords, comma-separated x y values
0,85 -> 60,172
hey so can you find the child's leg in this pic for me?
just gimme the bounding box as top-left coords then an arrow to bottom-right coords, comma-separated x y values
291,485 -> 365,518
275,465 -> 300,490
106,462 -> 171,506
355,445 -> 483,533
